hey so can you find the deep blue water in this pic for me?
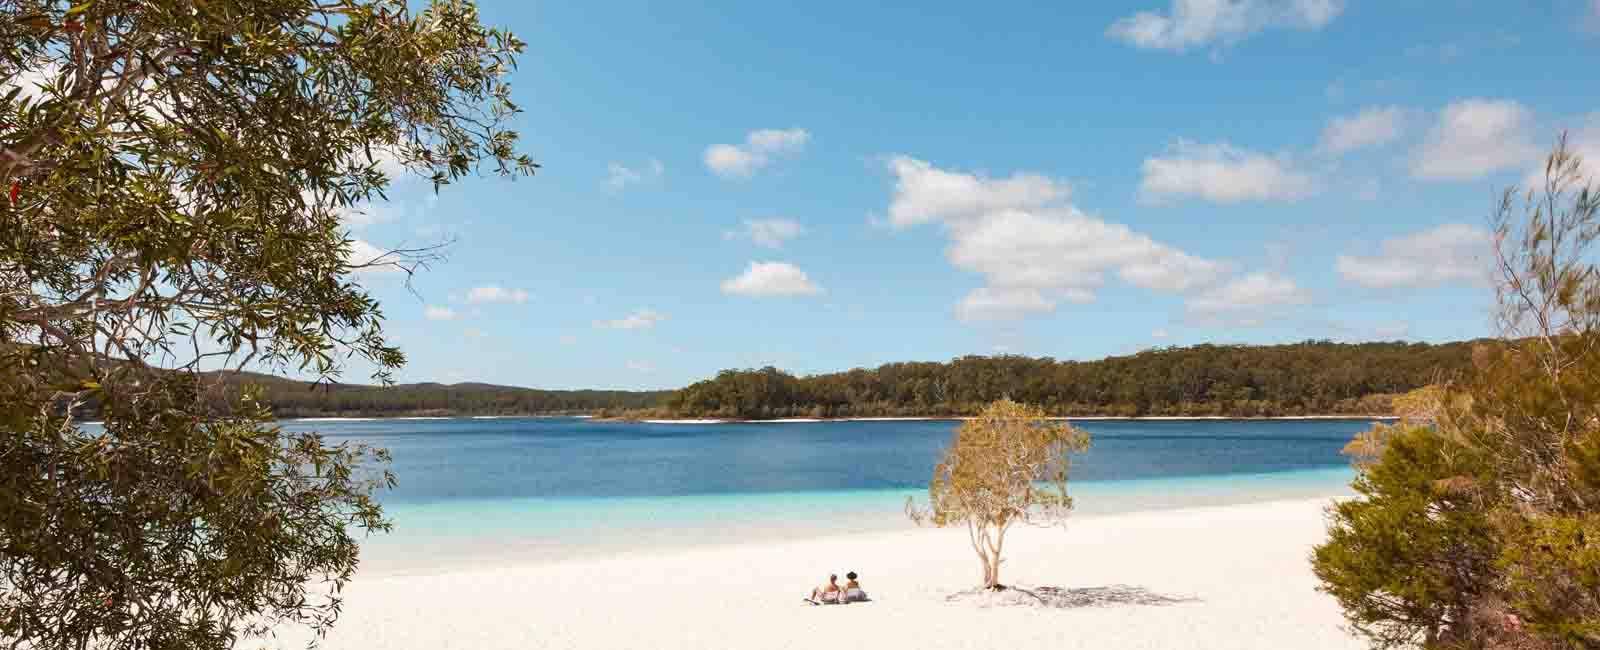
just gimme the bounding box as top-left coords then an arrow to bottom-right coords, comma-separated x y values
262,417 -> 1370,566
285,417 -> 1370,504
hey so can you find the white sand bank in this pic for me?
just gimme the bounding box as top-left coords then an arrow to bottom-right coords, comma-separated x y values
268,498 -> 1359,650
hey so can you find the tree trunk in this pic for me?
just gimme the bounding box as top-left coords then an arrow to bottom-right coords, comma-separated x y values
984,548 -> 1002,589
976,550 -> 993,589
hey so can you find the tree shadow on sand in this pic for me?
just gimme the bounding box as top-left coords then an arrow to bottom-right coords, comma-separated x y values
945,584 -> 1199,609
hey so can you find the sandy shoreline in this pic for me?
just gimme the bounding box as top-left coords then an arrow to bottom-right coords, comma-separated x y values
266,497 -> 1361,650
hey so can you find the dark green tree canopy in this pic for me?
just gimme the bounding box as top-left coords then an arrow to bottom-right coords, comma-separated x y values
657,341 -> 1479,420
1313,135 -> 1600,649
1,1 -> 535,648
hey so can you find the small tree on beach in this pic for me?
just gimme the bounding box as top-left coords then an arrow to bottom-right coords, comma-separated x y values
1,1 -> 534,648
908,399 -> 1090,590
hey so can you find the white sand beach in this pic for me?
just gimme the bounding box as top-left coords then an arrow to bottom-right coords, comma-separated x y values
266,498 -> 1360,650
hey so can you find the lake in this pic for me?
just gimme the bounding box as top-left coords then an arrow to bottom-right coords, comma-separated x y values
277,417 -> 1370,570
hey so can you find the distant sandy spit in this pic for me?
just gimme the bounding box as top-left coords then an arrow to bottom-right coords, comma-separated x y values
265,498 -> 1362,650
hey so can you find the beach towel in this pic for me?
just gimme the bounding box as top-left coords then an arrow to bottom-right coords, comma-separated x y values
805,590 -> 841,605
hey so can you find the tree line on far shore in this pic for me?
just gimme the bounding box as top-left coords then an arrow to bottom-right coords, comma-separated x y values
64,340 -> 1482,421
211,372 -> 669,418
620,340 -> 1482,420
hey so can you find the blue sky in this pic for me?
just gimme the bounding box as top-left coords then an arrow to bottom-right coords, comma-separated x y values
346,0 -> 1600,390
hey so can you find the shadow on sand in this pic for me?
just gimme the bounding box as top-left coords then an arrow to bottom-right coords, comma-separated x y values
945,584 -> 1198,609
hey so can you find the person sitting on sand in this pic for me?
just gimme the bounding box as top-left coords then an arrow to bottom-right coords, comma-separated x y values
808,574 -> 841,604
842,571 -> 867,602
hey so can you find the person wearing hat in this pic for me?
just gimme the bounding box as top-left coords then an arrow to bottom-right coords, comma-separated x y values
842,571 -> 867,603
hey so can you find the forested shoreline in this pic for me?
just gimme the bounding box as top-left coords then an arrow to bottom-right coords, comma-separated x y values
205,372 -> 668,419
619,340 -> 1483,420
116,340 -> 1484,420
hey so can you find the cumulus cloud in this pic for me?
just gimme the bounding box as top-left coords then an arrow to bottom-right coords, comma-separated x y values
1107,0 -> 1344,53
955,287 -> 1067,323
1411,99 -> 1539,181
595,308 -> 666,330
883,156 -> 1229,322
607,158 -> 664,190
1186,272 -> 1311,325
704,128 -> 810,178
465,285 -> 531,304
424,305 -> 458,321
1336,223 -> 1493,290
948,208 -> 1226,293
1319,106 -> 1410,154
884,156 -> 1069,227
720,262 -> 824,297
1140,140 -> 1315,203
725,218 -> 805,248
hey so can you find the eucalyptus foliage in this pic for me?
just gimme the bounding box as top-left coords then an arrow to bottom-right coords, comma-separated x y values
0,0 -> 535,647
1314,135 -> 1600,649
908,399 -> 1090,590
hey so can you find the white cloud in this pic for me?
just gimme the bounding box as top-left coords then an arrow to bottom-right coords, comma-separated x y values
607,159 -> 664,190
335,201 -> 400,228
6,60 -> 60,104
720,262 -> 824,297
348,240 -> 399,275
955,287 -> 1062,322
1319,106 -> 1410,154
884,156 -> 1229,321
465,286 -> 530,305
1524,113 -> 1600,191
626,360 -> 656,374
367,146 -> 407,182
1336,223 -> 1493,290
424,305 -> 458,321
595,308 -> 666,330
1107,0 -> 1344,53
1140,140 -> 1315,203
949,209 -> 1226,293
1411,99 -> 1539,181
1152,328 -> 1170,339
704,128 -> 810,178
1186,272 -> 1310,324
725,218 -> 805,248
883,156 -> 1069,228
559,335 -> 578,346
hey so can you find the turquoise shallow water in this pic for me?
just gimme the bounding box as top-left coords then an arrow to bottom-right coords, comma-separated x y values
358,465 -> 1356,570
271,417 -> 1369,569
